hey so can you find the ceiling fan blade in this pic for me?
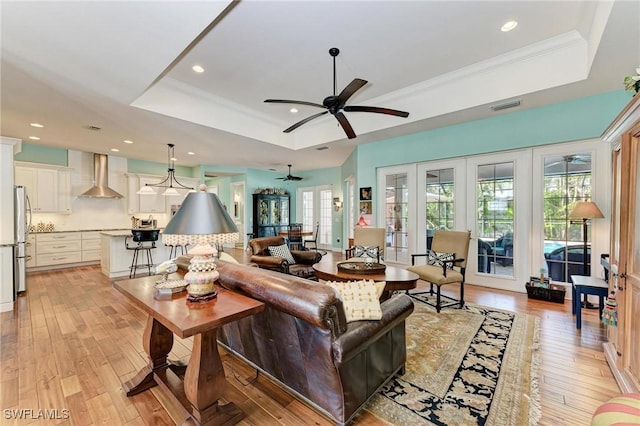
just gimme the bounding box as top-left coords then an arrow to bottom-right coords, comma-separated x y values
344,105 -> 410,118
336,78 -> 367,105
335,112 -> 356,139
265,99 -> 326,109
283,110 -> 329,133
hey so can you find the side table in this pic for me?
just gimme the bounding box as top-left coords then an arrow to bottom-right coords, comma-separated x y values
571,275 -> 609,330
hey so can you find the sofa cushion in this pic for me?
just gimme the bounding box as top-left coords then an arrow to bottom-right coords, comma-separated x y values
268,244 -> 296,264
326,280 -> 382,322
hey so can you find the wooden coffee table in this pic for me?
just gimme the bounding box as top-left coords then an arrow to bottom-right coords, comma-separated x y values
114,275 -> 264,425
312,262 -> 419,300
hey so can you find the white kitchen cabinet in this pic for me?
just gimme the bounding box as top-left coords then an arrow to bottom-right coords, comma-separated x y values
81,231 -> 101,262
35,232 -> 82,267
126,174 -> 166,214
138,176 -> 167,213
14,164 -> 71,214
57,169 -> 72,213
25,234 -> 36,268
100,231 -> 171,278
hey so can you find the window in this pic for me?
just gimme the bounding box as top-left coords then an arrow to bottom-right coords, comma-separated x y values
477,162 -> 514,276
543,153 -> 593,283
425,168 -> 454,249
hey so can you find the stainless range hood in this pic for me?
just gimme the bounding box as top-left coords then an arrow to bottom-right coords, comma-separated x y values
78,153 -> 124,199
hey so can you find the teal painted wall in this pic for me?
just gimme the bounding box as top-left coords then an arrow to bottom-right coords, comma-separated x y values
14,143 -> 67,166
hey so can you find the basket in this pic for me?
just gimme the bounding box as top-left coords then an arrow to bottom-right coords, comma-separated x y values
525,281 -> 566,304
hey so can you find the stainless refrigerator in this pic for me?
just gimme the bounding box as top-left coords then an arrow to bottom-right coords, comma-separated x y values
14,186 -> 31,294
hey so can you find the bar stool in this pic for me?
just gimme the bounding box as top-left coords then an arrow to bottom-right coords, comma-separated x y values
165,243 -> 189,259
126,229 -> 159,278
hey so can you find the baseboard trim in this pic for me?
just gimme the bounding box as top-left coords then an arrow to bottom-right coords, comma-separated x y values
603,342 -> 640,393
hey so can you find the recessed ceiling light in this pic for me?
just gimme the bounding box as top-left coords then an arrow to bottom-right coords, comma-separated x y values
111,148 -> 120,152
123,139 -> 133,144
30,122 -> 44,128
187,151 -> 195,155
28,136 -> 40,140
501,21 -> 518,32
192,65 -> 205,73
290,108 -> 298,113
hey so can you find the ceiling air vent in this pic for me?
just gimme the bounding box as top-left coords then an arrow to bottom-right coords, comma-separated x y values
491,100 -> 521,112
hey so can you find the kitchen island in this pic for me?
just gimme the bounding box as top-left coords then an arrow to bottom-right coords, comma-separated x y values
101,230 -> 171,278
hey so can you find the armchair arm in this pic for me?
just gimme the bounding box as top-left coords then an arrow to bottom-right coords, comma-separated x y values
291,250 -> 322,265
250,255 -> 288,272
410,253 -> 429,265
332,294 -> 414,365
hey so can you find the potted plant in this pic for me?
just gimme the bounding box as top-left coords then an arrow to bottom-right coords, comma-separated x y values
624,67 -> 640,94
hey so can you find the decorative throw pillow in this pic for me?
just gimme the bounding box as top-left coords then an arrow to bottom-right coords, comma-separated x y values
427,251 -> 455,269
268,244 -> 296,264
325,280 -> 382,322
353,245 -> 379,259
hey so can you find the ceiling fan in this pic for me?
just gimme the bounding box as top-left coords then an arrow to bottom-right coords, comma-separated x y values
265,47 -> 410,139
545,155 -> 591,168
276,164 -> 303,181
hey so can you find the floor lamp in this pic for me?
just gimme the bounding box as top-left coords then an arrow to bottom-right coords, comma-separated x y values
569,201 -> 604,307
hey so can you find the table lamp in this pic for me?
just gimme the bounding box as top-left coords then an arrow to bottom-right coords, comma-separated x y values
163,185 -> 239,302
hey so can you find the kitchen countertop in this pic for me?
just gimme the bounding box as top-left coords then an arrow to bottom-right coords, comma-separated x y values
30,228 -> 131,234
101,229 -> 164,237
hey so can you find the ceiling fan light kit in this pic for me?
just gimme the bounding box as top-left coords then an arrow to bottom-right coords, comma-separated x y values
265,47 -> 409,139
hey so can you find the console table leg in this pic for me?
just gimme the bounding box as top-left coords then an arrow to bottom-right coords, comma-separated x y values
184,329 -> 243,425
123,315 -> 174,396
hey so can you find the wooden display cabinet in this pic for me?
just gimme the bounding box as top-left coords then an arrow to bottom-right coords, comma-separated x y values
252,193 -> 290,238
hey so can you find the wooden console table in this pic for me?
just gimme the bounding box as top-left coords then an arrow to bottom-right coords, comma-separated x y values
114,275 -> 264,425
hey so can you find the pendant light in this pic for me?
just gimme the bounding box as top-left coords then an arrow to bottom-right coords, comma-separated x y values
137,144 -> 194,196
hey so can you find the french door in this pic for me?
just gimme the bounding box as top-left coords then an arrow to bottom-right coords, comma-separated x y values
298,185 -> 332,250
377,165 -> 415,264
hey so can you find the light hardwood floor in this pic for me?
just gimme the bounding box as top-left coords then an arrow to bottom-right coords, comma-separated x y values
0,249 -> 619,425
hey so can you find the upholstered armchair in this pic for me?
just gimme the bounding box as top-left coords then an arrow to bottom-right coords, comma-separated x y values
249,236 -> 321,280
407,230 -> 471,313
345,227 -> 386,262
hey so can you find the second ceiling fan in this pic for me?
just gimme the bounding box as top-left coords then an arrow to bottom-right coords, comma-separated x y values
265,47 -> 410,139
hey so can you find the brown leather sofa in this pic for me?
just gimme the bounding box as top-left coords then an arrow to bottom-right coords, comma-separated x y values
215,261 -> 414,425
249,236 -> 321,280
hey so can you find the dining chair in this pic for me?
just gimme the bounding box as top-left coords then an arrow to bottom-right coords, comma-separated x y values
288,223 -> 304,250
303,221 -> 320,251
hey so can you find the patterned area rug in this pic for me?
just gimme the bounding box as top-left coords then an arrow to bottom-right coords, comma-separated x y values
364,293 -> 541,426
